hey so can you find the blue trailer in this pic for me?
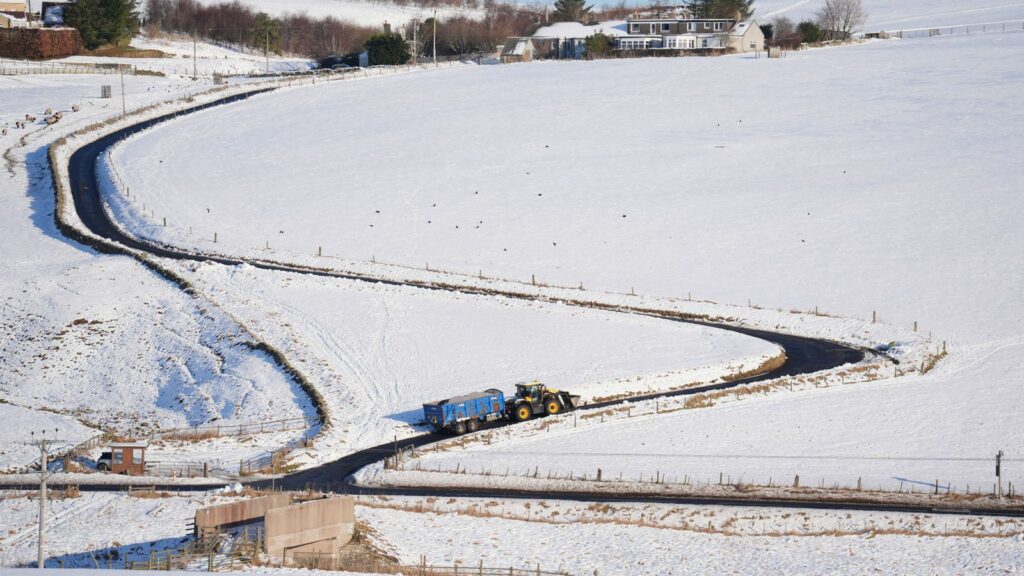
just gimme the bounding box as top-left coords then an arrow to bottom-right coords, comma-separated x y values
422,388 -> 506,435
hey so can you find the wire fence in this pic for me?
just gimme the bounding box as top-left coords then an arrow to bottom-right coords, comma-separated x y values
148,416 -> 315,441
0,59 -> 136,76
884,20 -> 1024,39
293,552 -> 573,576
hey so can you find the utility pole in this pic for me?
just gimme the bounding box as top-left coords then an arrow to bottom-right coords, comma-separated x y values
997,450 -> 1004,498
412,19 -> 418,64
28,430 -> 64,569
119,70 -> 126,116
432,8 -> 437,67
265,28 -> 270,74
192,28 -> 197,81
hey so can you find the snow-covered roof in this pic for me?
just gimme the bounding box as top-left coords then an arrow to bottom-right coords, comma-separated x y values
533,20 -> 629,39
509,39 -> 529,56
730,20 -> 758,37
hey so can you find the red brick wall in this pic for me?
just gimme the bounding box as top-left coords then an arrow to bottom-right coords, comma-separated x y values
0,28 -> 83,59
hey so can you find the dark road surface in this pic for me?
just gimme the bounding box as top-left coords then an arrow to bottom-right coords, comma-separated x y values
47,88 -> 1023,518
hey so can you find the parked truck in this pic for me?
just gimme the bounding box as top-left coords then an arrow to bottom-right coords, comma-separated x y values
423,380 -> 581,435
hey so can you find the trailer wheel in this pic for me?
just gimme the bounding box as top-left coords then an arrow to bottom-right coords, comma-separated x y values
514,403 -> 532,422
544,396 -> 561,416
467,419 -> 479,433
454,421 -> 467,435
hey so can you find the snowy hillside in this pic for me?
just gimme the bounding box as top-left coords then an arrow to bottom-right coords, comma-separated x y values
166,261 -> 779,456
756,0 -> 1024,30
0,73 -> 315,471
111,34 -> 1024,345
193,0 -> 483,28
106,32 -> 1024,493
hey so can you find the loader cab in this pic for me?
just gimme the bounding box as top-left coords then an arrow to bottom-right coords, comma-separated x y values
514,382 -> 543,406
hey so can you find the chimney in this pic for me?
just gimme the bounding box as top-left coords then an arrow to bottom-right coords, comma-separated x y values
384,20 -> 391,34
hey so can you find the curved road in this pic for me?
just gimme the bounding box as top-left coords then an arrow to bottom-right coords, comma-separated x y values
50,88 -> 1020,518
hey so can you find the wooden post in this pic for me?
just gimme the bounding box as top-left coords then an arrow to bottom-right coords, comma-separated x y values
318,246 -> 322,256
531,274 -> 535,285
914,320 -> 918,332
857,477 -> 861,491
872,310 -> 876,323
162,217 -> 166,226
214,232 -> 218,243
794,474 -> 800,488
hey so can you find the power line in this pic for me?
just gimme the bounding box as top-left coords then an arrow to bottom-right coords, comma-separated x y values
25,430 -> 68,570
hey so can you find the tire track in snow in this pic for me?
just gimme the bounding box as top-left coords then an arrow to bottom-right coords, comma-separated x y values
0,492 -> 118,551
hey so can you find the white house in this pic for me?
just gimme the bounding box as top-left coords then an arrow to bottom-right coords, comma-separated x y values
728,20 -> 765,53
525,17 -> 763,57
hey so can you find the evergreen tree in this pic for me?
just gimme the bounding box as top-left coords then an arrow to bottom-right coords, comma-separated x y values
797,20 -> 822,43
364,33 -> 410,65
249,13 -> 281,55
689,0 -> 754,20
65,0 -> 139,50
551,0 -> 594,23
585,32 -> 612,57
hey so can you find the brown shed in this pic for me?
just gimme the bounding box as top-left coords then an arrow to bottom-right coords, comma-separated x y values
109,441 -> 147,475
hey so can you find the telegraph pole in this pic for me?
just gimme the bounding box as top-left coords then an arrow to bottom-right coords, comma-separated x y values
412,19 -> 418,64
192,28 -> 197,81
432,8 -> 437,67
28,430 -> 64,569
997,450 -> 1004,498
119,70 -> 126,116
265,28 -> 270,74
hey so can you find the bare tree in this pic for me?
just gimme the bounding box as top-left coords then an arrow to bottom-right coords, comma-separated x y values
816,0 -> 867,40
771,15 -> 795,38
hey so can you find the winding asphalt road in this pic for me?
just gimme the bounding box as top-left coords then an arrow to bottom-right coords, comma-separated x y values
50,87 -> 1024,518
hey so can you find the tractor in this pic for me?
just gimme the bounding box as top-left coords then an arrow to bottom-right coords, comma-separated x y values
508,380 -> 581,422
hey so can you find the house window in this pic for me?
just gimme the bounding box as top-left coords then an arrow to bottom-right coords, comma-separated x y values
662,23 -> 671,32
704,22 -> 710,29
714,22 -> 723,31
133,451 -> 142,465
750,41 -> 756,49
649,24 -> 657,34
702,38 -> 709,48
688,22 -> 696,31
631,23 -> 639,33
113,449 -> 123,464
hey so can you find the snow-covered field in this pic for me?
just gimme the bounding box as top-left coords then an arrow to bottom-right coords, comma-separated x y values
165,261 -> 779,457
2,491 -> 1022,574
358,496 -> 1024,575
115,34 -> 314,77
109,34 -> 1024,345
757,0 -> 1024,30
101,33 -> 1024,490
0,73 -> 315,471
187,0 -> 483,28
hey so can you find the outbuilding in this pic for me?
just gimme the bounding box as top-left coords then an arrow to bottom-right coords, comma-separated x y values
728,20 -> 765,53
108,441 -> 147,475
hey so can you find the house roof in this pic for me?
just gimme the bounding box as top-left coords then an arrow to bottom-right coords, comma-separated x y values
110,441 -> 148,448
730,20 -> 758,37
501,38 -> 531,56
533,20 -> 629,39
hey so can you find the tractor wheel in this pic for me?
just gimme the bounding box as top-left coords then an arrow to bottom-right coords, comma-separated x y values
467,419 -> 479,433
454,421 -> 468,435
513,403 -> 532,422
544,396 -> 561,416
